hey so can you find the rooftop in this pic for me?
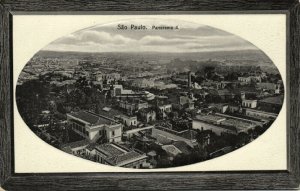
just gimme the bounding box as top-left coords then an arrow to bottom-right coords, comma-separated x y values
68,111 -> 115,126
97,107 -> 124,118
95,143 -> 146,166
120,98 -> 147,104
172,141 -> 192,155
220,118 -> 254,130
259,96 -> 284,105
95,143 -> 127,157
180,130 -> 197,140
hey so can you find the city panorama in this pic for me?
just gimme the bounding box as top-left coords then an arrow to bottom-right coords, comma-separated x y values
16,19 -> 284,169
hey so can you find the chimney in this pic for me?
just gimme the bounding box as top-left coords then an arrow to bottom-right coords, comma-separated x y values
188,71 -> 192,88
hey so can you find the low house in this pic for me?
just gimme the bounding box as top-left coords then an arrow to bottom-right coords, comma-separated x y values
94,143 -> 148,168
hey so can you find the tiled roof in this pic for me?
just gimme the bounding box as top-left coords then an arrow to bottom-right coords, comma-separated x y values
95,144 -> 126,157
95,143 -> 146,165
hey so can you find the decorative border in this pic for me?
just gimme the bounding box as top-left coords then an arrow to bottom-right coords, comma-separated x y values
0,0 -> 299,190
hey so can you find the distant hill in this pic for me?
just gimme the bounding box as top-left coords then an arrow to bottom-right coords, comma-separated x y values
37,49 -> 272,63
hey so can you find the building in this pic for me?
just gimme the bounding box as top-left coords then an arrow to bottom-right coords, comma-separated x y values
193,113 -> 262,134
131,79 -> 155,88
123,125 -> 154,139
67,111 -> 122,143
209,89 -> 235,101
238,77 -> 251,84
161,141 -> 193,158
242,99 -> 257,108
227,103 -> 241,113
103,73 -> 121,81
94,143 -> 148,168
208,103 -> 229,113
179,95 -> 195,110
119,99 -> 148,113
250,76 -> 262,83
219,81 -> 239,89
245,108 -> 278,120
238,76 -> 261,85
257,82 -> 281,94
111,85 -> 134,97
158,103 -> 172,113
117,114 -> 138,127
193,116 -> 236,135
157,103 -> 172,119
139,108 -> 156,123
257,95 -> 284,113
92,72 -> 103,82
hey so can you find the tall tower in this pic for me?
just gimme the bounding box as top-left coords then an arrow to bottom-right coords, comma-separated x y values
188,71 -> 192,88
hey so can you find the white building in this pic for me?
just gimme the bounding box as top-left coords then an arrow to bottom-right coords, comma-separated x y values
117,114 -> 138,127
67,111 -> 122,143
242,99 -> 257,108
158,104 -> 172,113
238,77 -> 251,84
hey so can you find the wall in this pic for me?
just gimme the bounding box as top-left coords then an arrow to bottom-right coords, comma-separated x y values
152,128 -> 195,147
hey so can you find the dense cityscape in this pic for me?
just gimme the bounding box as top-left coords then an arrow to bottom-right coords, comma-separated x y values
16,50 -> 284,169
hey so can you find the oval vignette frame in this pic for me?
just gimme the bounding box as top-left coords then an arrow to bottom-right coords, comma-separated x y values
0,0 -> 299,190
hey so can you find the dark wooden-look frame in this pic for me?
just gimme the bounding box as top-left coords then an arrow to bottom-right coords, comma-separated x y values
0,0 -> 299,190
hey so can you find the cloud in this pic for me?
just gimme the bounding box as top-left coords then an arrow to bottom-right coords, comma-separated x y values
44,19 -> 257,53
54,30 -> 134,45
140,35 -> 187,46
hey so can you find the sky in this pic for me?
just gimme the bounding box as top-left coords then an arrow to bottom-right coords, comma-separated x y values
43,18 -> 258,53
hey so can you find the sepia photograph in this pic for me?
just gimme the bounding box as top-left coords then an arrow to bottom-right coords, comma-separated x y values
15,18 -> 285,169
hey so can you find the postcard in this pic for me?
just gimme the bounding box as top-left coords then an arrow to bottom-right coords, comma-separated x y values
13,14 -> 287,172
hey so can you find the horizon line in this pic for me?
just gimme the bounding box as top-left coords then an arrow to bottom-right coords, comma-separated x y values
38,49 -> 262,54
